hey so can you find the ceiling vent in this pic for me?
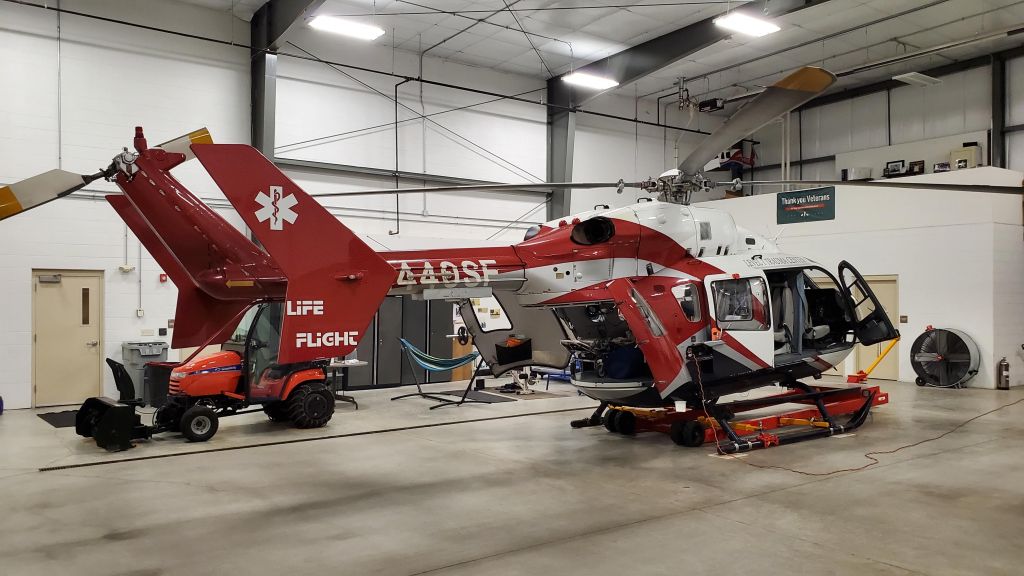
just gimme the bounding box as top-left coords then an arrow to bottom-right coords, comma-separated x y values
893,72 -> 942,87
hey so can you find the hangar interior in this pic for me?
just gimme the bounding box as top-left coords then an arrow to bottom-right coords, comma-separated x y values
2,0 -> 1024,574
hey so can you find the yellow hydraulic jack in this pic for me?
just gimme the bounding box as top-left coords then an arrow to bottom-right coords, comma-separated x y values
847,337 -> 900,383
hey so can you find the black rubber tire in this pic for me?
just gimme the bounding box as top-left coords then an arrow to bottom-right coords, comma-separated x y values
916,377 -> 927,387
263,402 -> 290,423
616,411 -> 636,435
602,409 -> 620,433
286,382 -> 335,429
670,420 -> 705,447
180,405 -> 219,442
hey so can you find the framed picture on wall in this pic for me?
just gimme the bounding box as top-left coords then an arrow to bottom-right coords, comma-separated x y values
884,160 -> 905,177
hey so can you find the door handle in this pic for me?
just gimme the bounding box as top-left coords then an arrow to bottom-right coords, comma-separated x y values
86,340 -> 99,347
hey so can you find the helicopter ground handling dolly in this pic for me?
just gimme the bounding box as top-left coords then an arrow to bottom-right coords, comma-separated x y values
573,383 -> 888,454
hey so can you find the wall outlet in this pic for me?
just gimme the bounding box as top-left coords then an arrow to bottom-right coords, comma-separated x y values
136,309 -> 145,318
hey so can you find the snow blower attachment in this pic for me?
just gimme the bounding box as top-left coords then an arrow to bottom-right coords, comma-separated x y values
74,127 -> 397,450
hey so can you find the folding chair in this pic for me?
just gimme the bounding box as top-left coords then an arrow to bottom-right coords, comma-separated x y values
391,338 -> 486,409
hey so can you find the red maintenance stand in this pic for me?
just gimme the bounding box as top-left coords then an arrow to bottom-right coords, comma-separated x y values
599,384 -> 888,454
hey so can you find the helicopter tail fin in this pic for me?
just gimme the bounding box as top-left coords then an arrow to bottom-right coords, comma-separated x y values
106,194 -> 250,349
192,144 -> 398,364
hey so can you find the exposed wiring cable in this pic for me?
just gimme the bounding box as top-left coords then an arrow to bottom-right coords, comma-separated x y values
286,41 -> 546,183
274,87 -> 545,152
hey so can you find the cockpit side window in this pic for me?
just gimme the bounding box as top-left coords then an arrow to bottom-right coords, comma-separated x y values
671,283 -> 701,322
711,277 -> 769,331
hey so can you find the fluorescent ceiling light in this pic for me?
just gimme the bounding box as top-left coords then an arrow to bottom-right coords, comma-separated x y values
309,16 -> 385,41
714,12 -> 780,37
893,71 -> 942,87
563,72 -> 619,90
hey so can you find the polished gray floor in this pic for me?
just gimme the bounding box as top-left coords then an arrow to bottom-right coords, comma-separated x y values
1,379 -> 1022,575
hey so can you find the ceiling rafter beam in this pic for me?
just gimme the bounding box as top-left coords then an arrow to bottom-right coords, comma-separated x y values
566,0 -> 833,106
250,0 -> 326,155
251,0 -> 325,52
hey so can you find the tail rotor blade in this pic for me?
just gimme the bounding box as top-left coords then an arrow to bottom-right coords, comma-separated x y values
679,66 -> 836,176
157,127 -> 213,162
1,169 -> 97,221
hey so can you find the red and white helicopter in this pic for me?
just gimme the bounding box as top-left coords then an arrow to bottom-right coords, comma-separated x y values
3,66 -> 1020,452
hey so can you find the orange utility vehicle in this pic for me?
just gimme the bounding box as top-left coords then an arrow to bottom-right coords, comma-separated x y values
77,302 -> 336,450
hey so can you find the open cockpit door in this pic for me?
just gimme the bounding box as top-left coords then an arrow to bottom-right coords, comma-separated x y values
837,261 -> 899,346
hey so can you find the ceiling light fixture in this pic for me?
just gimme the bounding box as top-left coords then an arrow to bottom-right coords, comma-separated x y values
892,71 -> 942,87
714,12 -> 780,37
309,16 -> 385,41
563,72 -> 619,90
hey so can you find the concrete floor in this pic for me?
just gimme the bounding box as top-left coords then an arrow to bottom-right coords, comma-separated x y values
1,378 -> 1023,575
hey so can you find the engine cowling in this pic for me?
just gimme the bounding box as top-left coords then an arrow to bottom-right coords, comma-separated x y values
169,350 -> 243,397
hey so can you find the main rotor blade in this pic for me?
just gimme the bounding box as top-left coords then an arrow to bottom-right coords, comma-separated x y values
310,181 -> 640,198
729,179 -> 1024,195
679,66 -> 836,176
157,127 -> 213,161
1,169 -> 101,221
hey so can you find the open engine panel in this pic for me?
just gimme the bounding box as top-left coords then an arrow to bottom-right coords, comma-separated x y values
554,303 -> 652,381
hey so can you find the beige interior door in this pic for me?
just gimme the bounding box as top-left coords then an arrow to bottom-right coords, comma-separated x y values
855,276 -> 899,380
33,270 -> 103,406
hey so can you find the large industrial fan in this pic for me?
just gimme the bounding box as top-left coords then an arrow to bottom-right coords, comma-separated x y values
910,328 -> 981,388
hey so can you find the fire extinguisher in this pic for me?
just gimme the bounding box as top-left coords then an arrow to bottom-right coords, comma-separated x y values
997,357 -> 1010,390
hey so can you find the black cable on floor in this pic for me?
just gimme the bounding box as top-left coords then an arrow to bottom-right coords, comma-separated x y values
725,397 -> 1024,477
38,405 -> 598,472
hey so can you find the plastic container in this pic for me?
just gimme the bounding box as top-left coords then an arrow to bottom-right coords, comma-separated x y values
121,342 -> 169,404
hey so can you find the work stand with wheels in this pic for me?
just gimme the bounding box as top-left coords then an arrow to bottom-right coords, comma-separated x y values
582,383 -> 889,454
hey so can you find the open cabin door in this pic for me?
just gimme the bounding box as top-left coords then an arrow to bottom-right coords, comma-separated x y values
458,291 -> 570,376
837,261 -> 900,346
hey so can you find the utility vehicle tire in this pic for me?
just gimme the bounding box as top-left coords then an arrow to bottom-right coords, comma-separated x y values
602,409 -> 620,433
286,383 -> 335,429
616,411 -> 636,435
263,402 -> 290,423
670,420 -> 705,447
180,406 -> 219,442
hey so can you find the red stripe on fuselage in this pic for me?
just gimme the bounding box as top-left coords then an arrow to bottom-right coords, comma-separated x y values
721,332 -> 771,369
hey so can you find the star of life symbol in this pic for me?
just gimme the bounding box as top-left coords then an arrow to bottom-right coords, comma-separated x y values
255,185 -> 298,231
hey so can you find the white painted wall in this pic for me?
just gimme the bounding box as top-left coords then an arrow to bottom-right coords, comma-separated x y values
0,0 -> 251,408
835,130 -> 989,180
570,93 -> 724,211
273,25 -> 550,239
747,66 -> 994,193
702,167 -> 1024,388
